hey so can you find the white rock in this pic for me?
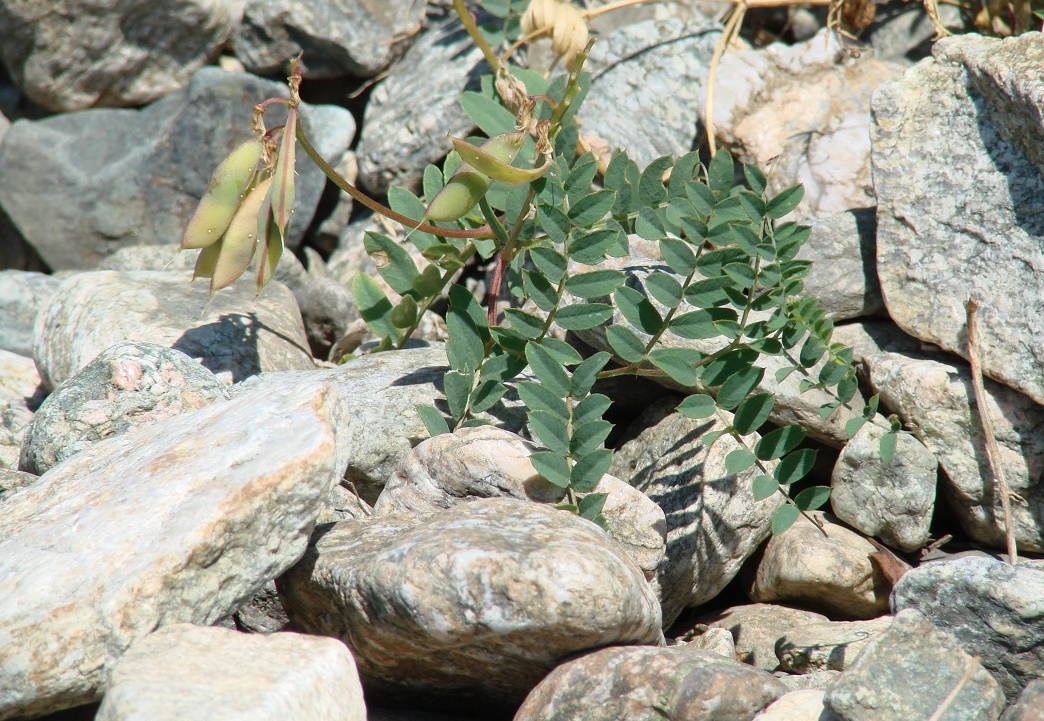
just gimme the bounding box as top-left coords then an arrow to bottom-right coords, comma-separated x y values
754,689 -> 838,721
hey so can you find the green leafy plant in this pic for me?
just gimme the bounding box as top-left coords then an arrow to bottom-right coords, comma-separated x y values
180,0 -> 900,534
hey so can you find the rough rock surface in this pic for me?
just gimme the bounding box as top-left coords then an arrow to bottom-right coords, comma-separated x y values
0,467 -> 36,501
0,350 -> 44,470
775,617 -> 892,673
0,0 -> 241,111
610,400 -> 782,627
866,351 -> 1044,552
233,0 -> 426,78
824,609 -> 1005,720
278,499 -> 662,710
515,644 -> 784,721
0,67 -> 354,269
238,345 -> 526,501
0,379 -> 349,719
891,556 -> 1044,701
33,271 -> 314,390
746,511 -> 892,619
871,33 -> 1044,405
796,209 -> 884,321
754,690 -> 838,721
1003,679 -> 1044,721
688,603 -> 829,673
355,19 -> 486,195
577,14 -> 720,169
707,30 -> 905,220
19,341 -> 230,475
374,426 -> 666,583
830,423 -> 937,553
96,624 -> 366,721
0,270 -> 60,357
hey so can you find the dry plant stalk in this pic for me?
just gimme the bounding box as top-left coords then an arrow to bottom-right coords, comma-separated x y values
965,298 -> 1020,565
926,654 -> 982,721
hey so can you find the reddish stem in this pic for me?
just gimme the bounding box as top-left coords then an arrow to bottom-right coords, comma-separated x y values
487,252 -> 506,326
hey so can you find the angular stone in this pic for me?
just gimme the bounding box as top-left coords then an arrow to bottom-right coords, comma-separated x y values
0,67 -> 354,268
776,670 -> 842,692
685,627 -> 736,659
830,321 -> 928,366
754,690 -> 839,721
824,609 -> 1005,720
0,467 -> 35,501
866,351 -> 1044,552
0,0 -> 240,111
830,423 -> 937,553
278,498 -> 662,710
746,511 -> 892,619
1002,679 -> 1044,721
96,624 -> 366,721
33,271 -> 314,389
233,0 -> 426,78
374,425 -> 666,583
776,617 -> 892,673
0,379 -> 349,719
891,556 -> 1044,702
0,270 -> 60,357
19,341 -> 230,475
238,345 -> 526,502
577,14 -> 720,169
872,33 -> 1044,405
706,29 -> 905,221
687,603 -> 829,673
515,645 -> 784,721
0,349 -> 43,470
796,209 -> 884,322
610,400 -> 783,627
355,19 -> 485,195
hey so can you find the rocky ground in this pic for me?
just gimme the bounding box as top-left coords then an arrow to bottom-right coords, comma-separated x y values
1,1 -> 1043,720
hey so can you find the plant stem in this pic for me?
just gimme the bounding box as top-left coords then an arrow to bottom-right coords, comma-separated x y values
295,123 -> 494,240
453,0 -> 500,72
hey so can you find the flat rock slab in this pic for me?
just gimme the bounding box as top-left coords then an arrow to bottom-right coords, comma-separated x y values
687,603 -> 829,673
97,624 -> 365,721
776,617 -> 893,673
824,609 -> 1005,720
872,33 -> 1044,404
0,270 -> 60,357
0,379 -> 348,719
891,556 -> 1044,702
33,271 -> 313,390
278,498 -> 662,711
515,644 -> 785,721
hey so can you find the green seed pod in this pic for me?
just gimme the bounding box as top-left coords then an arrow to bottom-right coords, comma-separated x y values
255,208 -> 284,293
192,240 -> 222,280
181,138 -> 264,250
269,108 -> 297,241
423,131 -> 528,222
210,176 -> 273,294
450,134 -> 549,184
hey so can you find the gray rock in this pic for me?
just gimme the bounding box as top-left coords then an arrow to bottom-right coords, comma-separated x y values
685,627 -> 736,659
0,67 -> 355,269
374,426 -> 666,584
0,349 -> 44,470
355,19 -> 486,195
609,400 -> 783,627
0,378 -> 350,719
830,320 -> 930,366
19,341 -> 231,475
0,270 -> 60,357
0,467 -> 35,501
232,581 -> 289,635
866,351 -> 1044,552
577,15 -> 720,169
233,0 -> 426,78
238,346 -> 526,502
1002,678 -> 1044,721
872,33 -> 1044,405
0,0 -> 241,111
867,2 -> 964,62
754,689 -> 839,721
830,423 -> 937,553
776,617 -> 892,673
824,608 -> 1005,720
746,511 -> 892,619
278,498 -> 662,710
891,556 -> 1044,702
515,645 -> 785,721
687,603 -> 829,673
776,670 -> 842,692
797,209 -> 884,322
33,271 -> 314,390
705,29 -> 905,221
97,624 -> 366,721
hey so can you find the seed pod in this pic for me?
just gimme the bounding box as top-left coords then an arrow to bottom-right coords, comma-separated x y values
449,134 -> 549,185
521,0 -> 558,35
268,108 -> 297,242
423,131 -> 528,222
192,240 -> 222,280
181,138 -> 264,250
255,207 -> 283,293
210,176 -> 273,294
552,4 -> 588,68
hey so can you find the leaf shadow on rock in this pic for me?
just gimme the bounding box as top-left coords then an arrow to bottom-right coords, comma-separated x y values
171,311 -> 309,383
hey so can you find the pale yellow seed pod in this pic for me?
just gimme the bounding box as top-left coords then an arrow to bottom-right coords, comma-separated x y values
521,0 -> 559,36
423,131 -> 528,222
552,4 -> 588,69
181,138 -> 264,250
210,176 -> 274,294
